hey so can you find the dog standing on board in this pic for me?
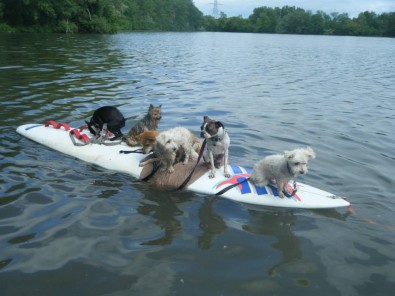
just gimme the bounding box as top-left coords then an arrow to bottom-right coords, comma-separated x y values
200,116 -> 231,179
250,147 -> 316,198
139,127 -> 200,173
126,104 -> 162,147
85,106 -> 125,140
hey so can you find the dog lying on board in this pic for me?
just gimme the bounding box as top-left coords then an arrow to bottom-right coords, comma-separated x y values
85,106 -> 125,140
200,116 -> 230,178
126,104 -> 161,147
250,147 -> 316,198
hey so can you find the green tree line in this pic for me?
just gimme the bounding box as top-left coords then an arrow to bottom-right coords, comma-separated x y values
0,1 -> 394,37
204,6 -> 395,37
0,0 -> 204,33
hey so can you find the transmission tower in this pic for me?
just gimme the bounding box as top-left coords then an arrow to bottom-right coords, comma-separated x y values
210,0 -> 222,18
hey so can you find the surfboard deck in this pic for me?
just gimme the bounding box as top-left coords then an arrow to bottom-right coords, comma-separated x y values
16,123 -> 350,209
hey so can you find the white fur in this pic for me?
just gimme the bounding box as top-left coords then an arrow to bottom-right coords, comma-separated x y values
202,125 -> 230,179
250,147 -> 316,198
145,127 -> 198,173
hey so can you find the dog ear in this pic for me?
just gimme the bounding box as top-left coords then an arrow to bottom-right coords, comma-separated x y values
216,121 -> 224,129
305,147 -> 316,159
85,120 -> 90,125
284,150 -> 295,159
203,115 -> 209,121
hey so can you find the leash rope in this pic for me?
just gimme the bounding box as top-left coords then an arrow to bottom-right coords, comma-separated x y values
282,179 -> 298,198
177,139 -> 207,190
215,177 -> 251,196
119,148 -> 145,154
141,161 -> 160,182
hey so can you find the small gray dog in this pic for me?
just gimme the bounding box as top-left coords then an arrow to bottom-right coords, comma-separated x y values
250,147 -> 316,198
200,116 -> 230,179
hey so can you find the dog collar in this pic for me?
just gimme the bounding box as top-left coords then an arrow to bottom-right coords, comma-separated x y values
204,125 -> 226,141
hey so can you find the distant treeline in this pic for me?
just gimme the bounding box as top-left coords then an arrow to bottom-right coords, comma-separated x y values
205,6 -> 395,37
0,0 -> 203,33
0,1 -> 394,37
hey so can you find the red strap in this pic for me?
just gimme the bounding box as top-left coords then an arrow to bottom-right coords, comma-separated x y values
44,120 -> 58,128
58,123 -> 70,131
44,120 -> 70,131
70,129 -> 90,143
78,125 -> 88,132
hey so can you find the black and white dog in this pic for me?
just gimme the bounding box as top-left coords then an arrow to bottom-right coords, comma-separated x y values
200,116 -> 231,178
86,106 -> 125,140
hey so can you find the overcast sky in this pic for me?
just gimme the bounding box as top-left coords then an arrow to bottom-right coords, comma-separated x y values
193,0 -> 395,18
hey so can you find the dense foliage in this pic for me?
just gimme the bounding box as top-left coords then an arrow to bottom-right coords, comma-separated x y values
204,6 -> 395,37
0,1 -> 394,37
0,0 -> 204,33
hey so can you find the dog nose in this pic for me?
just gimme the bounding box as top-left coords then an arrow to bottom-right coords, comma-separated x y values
299,170 -> 305,175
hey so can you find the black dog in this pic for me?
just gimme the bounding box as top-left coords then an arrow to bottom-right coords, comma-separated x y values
86,106 -> 125,140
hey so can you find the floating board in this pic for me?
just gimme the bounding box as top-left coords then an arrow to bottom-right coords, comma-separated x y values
16,123 -> 350,209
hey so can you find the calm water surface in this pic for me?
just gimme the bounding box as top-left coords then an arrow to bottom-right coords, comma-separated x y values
1,32 -> 394,296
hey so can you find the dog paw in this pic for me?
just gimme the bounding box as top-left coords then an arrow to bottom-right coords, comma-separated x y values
167,167 -> 175,174
224,171 -> 231,178
209,172 -> 216,179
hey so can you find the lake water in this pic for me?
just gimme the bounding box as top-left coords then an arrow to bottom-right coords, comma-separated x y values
0,32 -> 394,296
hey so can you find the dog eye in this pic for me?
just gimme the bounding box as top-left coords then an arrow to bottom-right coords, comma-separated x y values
294,162 -> 300,166
166,140 -> 172,144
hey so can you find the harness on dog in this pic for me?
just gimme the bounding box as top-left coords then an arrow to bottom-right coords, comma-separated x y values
177,139 -> 207,190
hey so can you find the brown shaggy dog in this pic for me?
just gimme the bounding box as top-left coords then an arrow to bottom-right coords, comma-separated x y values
136,130 -> 160,154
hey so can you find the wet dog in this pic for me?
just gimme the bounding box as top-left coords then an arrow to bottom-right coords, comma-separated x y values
126,104 -> 161,147
139,127 -> 200,173
250,147 -> 316,198
85,106 -> 125,140
200,116 -> 230,178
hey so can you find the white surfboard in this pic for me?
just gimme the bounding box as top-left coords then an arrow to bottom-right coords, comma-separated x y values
16,123 -> 350,209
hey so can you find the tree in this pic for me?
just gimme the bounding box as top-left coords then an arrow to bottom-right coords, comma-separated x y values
277,9 -> 312,34
249,7 -> 279,33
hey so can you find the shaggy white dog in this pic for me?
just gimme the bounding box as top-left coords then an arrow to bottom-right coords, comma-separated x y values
139,127 -> 199,173
250,147 -> 316,198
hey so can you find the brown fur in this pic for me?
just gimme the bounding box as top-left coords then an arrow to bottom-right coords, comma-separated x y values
191,133 -> 202,154
140,159 -> 208,189
137,130 -> 160,154
140,131 -> 202,167
126,104 -> 161,147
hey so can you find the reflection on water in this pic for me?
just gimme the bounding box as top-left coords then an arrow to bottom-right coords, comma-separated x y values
1,32 -> 395,295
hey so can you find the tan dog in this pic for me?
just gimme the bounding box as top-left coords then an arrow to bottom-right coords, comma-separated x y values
139,128 -> 202,173
136,130 -> 160,154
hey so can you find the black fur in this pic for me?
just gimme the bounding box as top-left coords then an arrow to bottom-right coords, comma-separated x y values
200,115 -> 224,138
86,106 -> 125,139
